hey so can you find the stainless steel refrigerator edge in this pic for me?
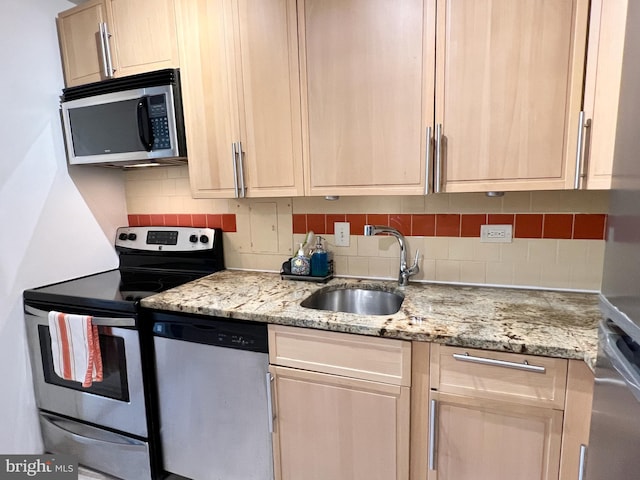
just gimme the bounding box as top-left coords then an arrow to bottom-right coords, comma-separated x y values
586,1 -> 640,478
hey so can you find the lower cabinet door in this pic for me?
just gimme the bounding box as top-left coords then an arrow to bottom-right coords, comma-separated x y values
428,392 -> 563,480
270,365 -> 410,480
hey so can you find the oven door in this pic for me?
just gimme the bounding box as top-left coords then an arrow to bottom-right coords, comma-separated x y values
24,305 -> 147,438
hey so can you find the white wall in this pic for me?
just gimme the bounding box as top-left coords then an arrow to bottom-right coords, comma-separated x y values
0,0 -> 128,452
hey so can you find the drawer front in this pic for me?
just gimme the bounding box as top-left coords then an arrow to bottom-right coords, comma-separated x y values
430,344 -> 568,408
268,325 -> 411,386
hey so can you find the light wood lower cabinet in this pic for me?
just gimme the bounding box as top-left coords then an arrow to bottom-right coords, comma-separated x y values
428,392 -> 563,480
268,325 -> 411,480
411,344 -> 594,480
270,365 -> 410,480
267,328 -> 593,480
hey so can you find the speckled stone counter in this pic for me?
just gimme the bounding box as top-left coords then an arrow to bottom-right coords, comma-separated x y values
140,270 -> 600,369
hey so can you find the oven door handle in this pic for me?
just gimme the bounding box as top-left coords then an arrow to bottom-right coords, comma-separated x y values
24,305 -> 136,328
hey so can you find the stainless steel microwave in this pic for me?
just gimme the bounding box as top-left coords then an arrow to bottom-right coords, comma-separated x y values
60,69 -> 187,167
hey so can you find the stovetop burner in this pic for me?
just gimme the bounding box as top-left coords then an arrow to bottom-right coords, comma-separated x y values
23,226 -> 224,313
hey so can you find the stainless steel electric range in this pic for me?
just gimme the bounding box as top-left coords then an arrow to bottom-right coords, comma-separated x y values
23,226 -> 224,480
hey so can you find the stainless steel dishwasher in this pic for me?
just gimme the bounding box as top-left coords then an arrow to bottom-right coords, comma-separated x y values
150,311 -> 274,480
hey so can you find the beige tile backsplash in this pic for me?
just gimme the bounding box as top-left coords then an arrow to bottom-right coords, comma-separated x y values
125,166 -> 608,291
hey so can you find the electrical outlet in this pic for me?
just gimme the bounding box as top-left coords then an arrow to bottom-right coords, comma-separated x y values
334,222 -> 350,247
480,224 -> 513,243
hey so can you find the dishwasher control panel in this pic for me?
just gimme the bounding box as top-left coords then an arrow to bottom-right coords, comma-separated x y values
151,315 -> 268,354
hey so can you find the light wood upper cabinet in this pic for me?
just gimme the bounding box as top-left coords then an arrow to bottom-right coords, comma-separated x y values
436,0 -> 590,192
299,0 -> 434,196
269,325 -> 411,480
57,0 -> 110,87
176,0 -> 304,198
57,0 -> 180,88
581,0 -> 628,189
108,0 -> 179,78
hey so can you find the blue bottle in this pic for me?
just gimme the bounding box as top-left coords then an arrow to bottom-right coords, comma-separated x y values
311,236 -> 329,277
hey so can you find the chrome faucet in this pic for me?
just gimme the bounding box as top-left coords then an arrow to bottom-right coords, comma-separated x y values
364,225 -> 420,286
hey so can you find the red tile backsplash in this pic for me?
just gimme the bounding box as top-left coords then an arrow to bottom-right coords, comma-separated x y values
128,212 -> 607,240
367,214 -> 390,227
306,214 -> 326,234
127,213 -> 237,232
487,214 -> 515,226
436,214 -> 461,237
191,214 -> 207,228
207,214 -> 222,229
292,214 -> 306,234
221,214 -> 237,232
573,214 -> 607,240
346,214 -> 366,236
515,214 -> 543,239
412,214 -> 436,236
389,214 -> 412,236
461,214 -> 487,238
543,214 -> 573,239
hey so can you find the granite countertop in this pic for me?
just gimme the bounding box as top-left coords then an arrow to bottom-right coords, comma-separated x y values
140,270 -> 601,369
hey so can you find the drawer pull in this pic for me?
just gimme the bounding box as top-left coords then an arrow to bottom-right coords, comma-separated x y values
452,352 -> 546,373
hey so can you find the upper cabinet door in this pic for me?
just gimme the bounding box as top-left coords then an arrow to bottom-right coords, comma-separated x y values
436,0 -> 590,192
175,0 -> 240,198
582,0 -> 628,190
57,0 -> 109,87
235,0 -> 304,197
107,0 -> 180,78
57,0 -> 179,88
300,0 -> 435,196
177,0 -> 304,198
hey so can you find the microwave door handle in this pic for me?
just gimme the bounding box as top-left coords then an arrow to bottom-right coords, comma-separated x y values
136,97 -> 154,152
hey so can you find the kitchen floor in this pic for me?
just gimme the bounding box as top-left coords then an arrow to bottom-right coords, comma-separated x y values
78,466 -> 115,479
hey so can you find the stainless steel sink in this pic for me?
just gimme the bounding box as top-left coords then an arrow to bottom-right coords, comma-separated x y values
300,286 -> 404,315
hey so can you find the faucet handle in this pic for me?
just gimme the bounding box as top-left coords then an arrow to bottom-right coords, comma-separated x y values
412,249 -> 420,268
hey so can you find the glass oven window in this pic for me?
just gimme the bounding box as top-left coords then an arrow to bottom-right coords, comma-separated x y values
37,325 -> 130,402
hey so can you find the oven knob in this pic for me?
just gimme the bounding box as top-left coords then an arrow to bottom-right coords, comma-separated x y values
199,235 -> 209,244
127,233 -> 137,241
189,234 -> 198,243
118,233 -> 128,241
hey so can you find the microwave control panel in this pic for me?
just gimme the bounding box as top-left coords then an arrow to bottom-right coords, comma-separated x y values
149,94 -> 171,150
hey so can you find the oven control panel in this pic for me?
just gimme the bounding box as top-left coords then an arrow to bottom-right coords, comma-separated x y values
115,226 -> 219,251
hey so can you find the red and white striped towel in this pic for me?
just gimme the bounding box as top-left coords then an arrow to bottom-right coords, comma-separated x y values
48,311 -> 103,387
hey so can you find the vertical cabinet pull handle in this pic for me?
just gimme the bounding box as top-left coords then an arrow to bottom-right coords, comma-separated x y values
434,124 -> 443,193
428,398 -> 437,471
231,142 -> 246,198
237,141 -> 246,198
425,126 -> 433,194
574,111 -> 591,189
578,444 -> 587,480
232,142 -> 240,198
98,23 -> 109,79
265,372 -> 275,433
100,22 -> 115,78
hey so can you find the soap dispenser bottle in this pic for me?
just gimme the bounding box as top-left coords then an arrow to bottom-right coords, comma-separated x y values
311,236 -> 329,277
291,243 -> 311,275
